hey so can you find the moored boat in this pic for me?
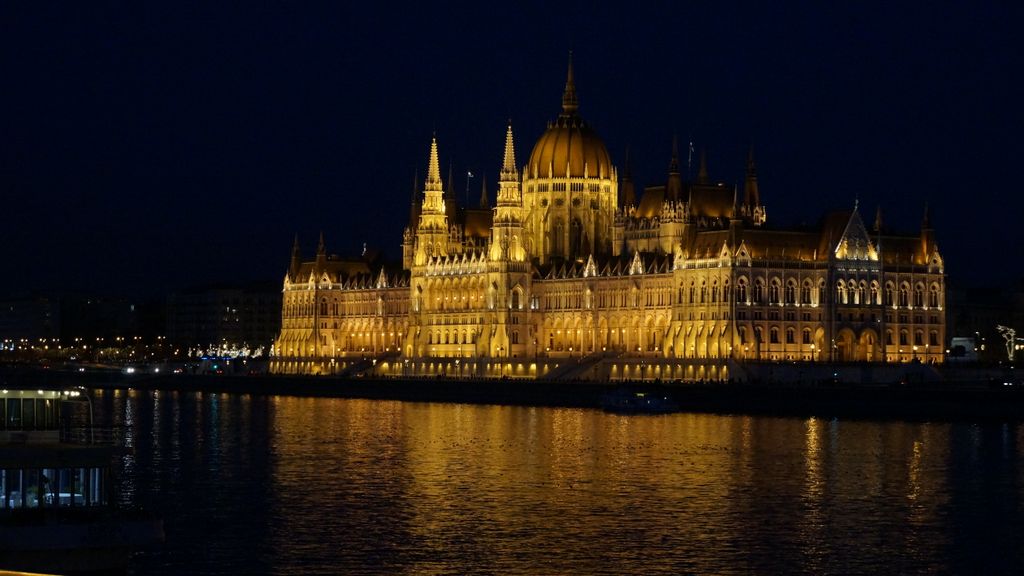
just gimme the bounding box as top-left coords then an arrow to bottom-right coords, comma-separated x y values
601,388 -> 680,414
0,387 -> 163,574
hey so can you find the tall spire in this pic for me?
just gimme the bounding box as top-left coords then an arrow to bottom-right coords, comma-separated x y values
420,136 -> 447,217
743,147 -> 760,208
622,145 -> 636,207
446,161 -> 458,215
697,148 -> 709,184
415,135 -> 451,262
492,122 -> 526,261
667,135 -> 682,202
447,161 -> 454,198
920,202 -> 934,261
874,204 -> 883,232
316,231 -> 326,268
500,121 -> 517,179
561,51 -> 578,116
425,136 -> 443,192
408,169 -> 420,227
290,233 -> 302,278
669,135 -> 680,173
478,174 -> 489,208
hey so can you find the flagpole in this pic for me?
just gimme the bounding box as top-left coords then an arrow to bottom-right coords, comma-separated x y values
687,138 -> 694,180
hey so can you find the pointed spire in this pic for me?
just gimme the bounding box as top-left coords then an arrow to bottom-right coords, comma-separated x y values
447,161 -> 454,200
669,135 -> 680,173
622,145 -> 636,207
478,174 -> 489,208
315,231 -> 326,269
425,136 -> 443,192
667,136 -> 683,202
409,169 -> 420,227
874,205 -> 883,232
697,148 -> 709,184
501,121 -> 517,179
743,146 -> 760,209
289,233 -> 302,279
561,51 -> 578,116
920,202 -> 934,262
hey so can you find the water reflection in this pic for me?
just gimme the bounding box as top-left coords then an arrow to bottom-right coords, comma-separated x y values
85,391 -> 1024,575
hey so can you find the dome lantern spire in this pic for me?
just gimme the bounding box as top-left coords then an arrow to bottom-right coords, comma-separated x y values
561,52 -> 578,116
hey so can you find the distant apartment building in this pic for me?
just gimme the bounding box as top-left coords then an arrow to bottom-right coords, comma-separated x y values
0,296 -> 60,342
167,283 -> 281,352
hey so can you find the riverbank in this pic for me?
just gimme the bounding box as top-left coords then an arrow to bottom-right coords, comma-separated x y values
4,364 -> 1024,420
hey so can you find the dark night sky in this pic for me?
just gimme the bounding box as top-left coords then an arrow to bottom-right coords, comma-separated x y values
1,1 -> 1021,297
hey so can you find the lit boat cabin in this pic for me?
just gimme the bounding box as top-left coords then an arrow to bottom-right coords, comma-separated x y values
0,389 -> 111,511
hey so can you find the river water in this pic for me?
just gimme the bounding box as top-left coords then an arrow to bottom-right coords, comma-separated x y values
91,389 -> 1024,575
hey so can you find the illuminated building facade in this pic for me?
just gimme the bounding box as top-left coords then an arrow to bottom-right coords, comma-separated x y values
272,62 -> 946,378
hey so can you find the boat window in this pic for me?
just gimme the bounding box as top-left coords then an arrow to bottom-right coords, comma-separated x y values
24,469 -> 40,508
1,466 -> 111,509
7,399 -> 21,429
22,399 -> 36,430
3,469 -> 22,509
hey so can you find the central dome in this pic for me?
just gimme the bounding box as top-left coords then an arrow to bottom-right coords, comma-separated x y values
526,62 -> 612,180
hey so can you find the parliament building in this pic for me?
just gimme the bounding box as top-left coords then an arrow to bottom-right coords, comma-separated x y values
271,62 -> 946,380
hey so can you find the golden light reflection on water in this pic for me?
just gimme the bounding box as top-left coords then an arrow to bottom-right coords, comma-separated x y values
260,399 -> 998,574
96,392 -> 1024,575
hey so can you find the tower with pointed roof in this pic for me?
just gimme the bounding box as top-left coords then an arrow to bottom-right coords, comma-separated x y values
522,54 -> 618,264
490,122 -> 526,262
414,137 -> 451,265
742,148 -> 765,226
403,171 -> 421,268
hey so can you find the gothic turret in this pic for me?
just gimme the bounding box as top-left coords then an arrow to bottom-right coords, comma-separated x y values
621,146 -> 636,207
289,234 -> 302,280
697,148 -> 709,185
492,122 -> 525,261
478,174 -> 489,209
666,136 -> 683,202
920,202 -> 934,262
415,136 -> 450,264
408,170 -> 420,229
316,231 -> 326,268
743,148 -> 766,226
